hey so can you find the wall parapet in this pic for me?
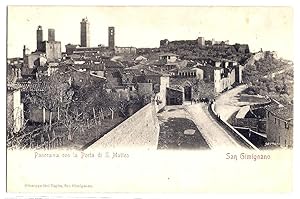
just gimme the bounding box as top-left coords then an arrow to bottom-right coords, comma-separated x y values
208,102 -> 259,150
85,101 -> 160,150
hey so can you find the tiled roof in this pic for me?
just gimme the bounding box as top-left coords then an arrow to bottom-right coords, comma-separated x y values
143,68 -> 168,76
7,83 -> 21,91
199,64 -> 222,70
159,53 -> 179,57
167,85 -> 184,92
104,60 -> 124,68
17,82 -> 46,92
266,104 -> 293,122
74,63 -> 105,71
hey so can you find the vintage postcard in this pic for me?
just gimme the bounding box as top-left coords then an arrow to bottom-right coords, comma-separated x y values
6,5 -> 294,195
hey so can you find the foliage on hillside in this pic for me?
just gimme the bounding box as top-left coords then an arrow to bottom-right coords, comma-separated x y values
137,45 -> 251,65
243,52 -> 293,105
192,80 -> 216,99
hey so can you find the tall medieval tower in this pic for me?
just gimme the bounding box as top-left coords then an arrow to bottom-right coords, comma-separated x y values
108,26 -> 115,49
36,25 -> 43,51
80,17 -> 90,47
48,28 -> 55,42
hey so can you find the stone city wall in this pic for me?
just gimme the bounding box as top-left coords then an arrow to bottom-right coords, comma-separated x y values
87,102 -> 160,150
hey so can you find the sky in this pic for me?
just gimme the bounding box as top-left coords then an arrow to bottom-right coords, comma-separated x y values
7,6 -> 293,60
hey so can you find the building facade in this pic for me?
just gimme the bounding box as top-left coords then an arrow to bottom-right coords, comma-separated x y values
197,37 -> 205,46
159,53 -> 179,64
23,52 -> 47,68
166,87 -> 184,105
177,68 -> 204,80
41,41 -> 62,61
115,47 -> 136,55
265,105 -> 293,147
7,86 -> 24,134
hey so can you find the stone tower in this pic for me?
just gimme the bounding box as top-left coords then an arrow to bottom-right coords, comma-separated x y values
36,25 -> 43,51
48,28 -> 55,42
108,27 -> 115,49
80,17 -> 90,47
197,37 -> 205,46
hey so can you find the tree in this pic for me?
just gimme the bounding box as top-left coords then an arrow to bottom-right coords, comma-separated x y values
192,79 -> 216,99
26,67 -> 74,128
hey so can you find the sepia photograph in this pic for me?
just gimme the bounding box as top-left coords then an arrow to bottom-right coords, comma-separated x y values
5,5 -> 295,194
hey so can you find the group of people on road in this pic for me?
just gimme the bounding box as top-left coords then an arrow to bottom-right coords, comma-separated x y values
190,97 -> 216,105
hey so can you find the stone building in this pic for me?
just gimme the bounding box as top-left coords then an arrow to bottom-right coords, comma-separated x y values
23,45 -> 30,64
199,58 -> 241,93
23,52 -> 47,68
159,37 -> 204,48
27,26 -> 62,63
160,39 -> 169,47
166,87 -> 184,105
65,44 -> 112,56
197,37 -> 205,46
71,68 -> 106,88
40,40 -> 62,62
159,53 -> 179,64
234,43 -> 250,54
120,67 -> 170,109
137,83 -> 153,97
65,44 -> 80,55
265,105 -> 293,147
176,67 -> 204,80
7,85 -> 24,134
115,47 -> 137,55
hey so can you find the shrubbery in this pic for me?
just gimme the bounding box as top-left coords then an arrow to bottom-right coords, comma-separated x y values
243,53 -> 293,105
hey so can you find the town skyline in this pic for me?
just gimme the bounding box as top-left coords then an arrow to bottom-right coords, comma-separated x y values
7,5 -> 294,194
7,6 -> 293,60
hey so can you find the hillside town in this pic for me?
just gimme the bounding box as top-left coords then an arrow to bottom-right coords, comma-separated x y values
7,17 -> 293,150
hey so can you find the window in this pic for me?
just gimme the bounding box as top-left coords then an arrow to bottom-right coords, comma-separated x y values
285,122 -> 289,129
275,118 -> 277,124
